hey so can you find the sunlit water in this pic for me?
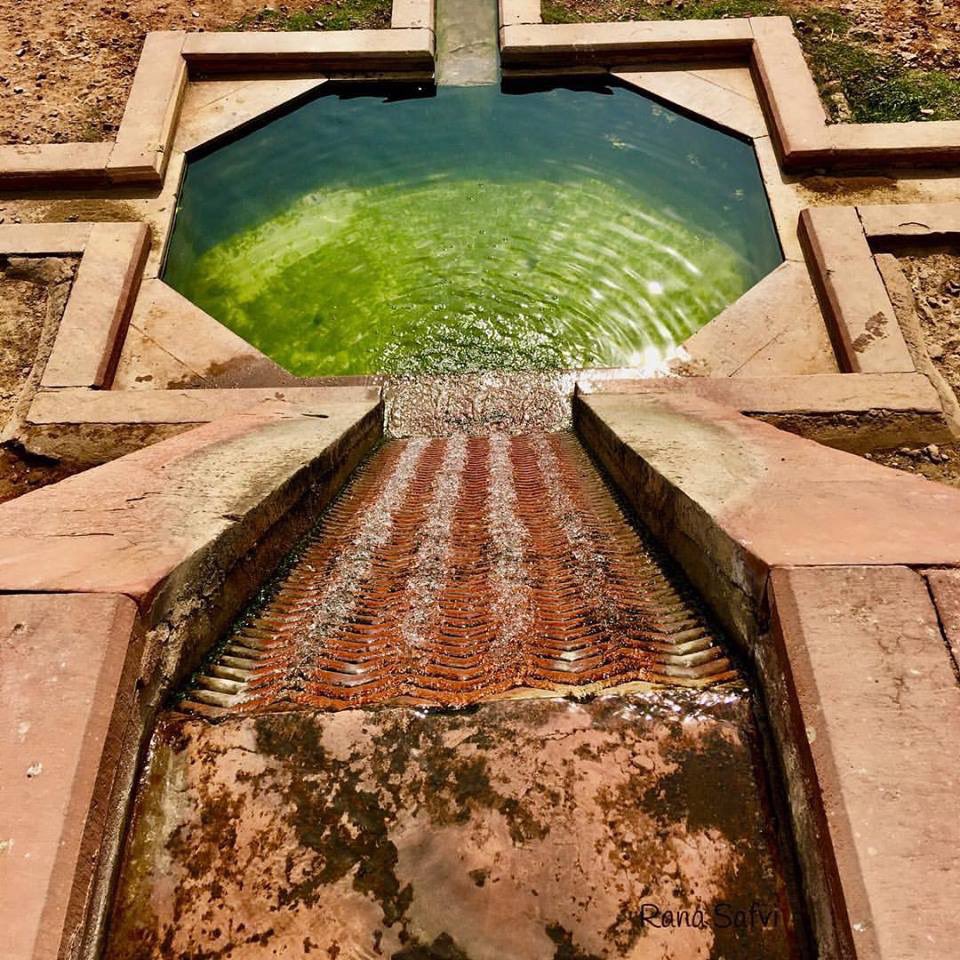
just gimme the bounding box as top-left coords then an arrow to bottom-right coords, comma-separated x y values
164,81 -> 782,377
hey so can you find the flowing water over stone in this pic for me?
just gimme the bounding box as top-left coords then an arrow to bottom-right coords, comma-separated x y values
164,80 -> 782,377
179,432 -> 736,716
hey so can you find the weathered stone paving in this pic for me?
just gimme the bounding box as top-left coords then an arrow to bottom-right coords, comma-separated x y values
105,691 -> 802,960
181,431 -> 736,716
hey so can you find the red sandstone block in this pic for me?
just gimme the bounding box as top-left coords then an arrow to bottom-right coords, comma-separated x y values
0,594 -> 141,960
799,206 -> 914,374
924,569 -> 960,671
41,223 -> 150,389
768,566 -> 960,960
575,389 -> 960,640
0,399 -> 382,610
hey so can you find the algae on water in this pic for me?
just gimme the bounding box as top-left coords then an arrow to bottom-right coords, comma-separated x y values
165,82 -> 782,377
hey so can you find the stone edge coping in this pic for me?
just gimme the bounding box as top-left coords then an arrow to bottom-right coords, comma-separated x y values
798,202 -> 960,378
498,14 -> 960,170
0,397 -> 383,960
7,205 -> 957,457
573,388 -> 960,960
0,0 -> 436,188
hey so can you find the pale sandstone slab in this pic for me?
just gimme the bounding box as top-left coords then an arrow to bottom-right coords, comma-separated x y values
108,32 -> 187,184
27,385 -> 379,425
115,280 -> 294,389
799,206 -> 914,374
0,142 -> 114,187
858,201 -> 960,240
0,222 -> 92,256
924,568 -> 960,670
0,594 -> 141,960
616,68 -> 766,138
576,370 -> 941,413
748,17 -> 826,165
175,77 -> 328,154
112,324 -> 206,391
688,64 -> 758,102
498,0 -> 541,26
41,223 -> 150,389
575,390 -> 960,640
830,121 -> 960,168
752,135 -> 804,260
181,29 -> 435,72
0,399 -> 381,610
392,0 -> 436,30
500,20 -> 754,67
768,566 -> 960,960
677,261 -> 835,376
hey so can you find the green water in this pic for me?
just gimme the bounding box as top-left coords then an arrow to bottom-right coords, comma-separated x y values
164,81 -> 782,377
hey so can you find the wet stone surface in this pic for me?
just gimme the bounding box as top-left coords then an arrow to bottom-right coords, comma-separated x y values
106,691 -> 802,960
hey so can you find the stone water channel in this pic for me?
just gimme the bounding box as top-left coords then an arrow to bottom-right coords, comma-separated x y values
100,3 -> 809,957
104,430 -> 807,959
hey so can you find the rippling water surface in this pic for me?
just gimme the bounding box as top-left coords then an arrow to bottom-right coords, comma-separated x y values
164,81 -> 782,376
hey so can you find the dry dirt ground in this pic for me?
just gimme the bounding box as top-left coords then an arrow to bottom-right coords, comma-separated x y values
544,0 -> 960,74
0,0 -> 391,145
0,257 -> 79,503
867,250 -> 960,490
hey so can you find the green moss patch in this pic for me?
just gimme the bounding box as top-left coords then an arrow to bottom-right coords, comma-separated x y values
541,0 -> 960,122
236,0 -> 391,32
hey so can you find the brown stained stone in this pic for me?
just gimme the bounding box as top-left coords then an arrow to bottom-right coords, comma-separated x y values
114,279 -> 295,390
858,201 -> 960,241
105,693 -> 801,960
392,0 -> 436,30
767,566 -> 960,960
0,398 -> 382,611
0,593 -> 141,960
107,31 -> 187,184
180,29 -> 435,73
575,390 -> 960,642
174,77 -> 328,155
799,206 -> 914,374
0,222 -> 92,256
924,569 -> 960,674
675,261 -> 836,377
748,17 -> 826,164
615,68 -> 766,139
41,223 -> 150,390
0,142 -> 114,188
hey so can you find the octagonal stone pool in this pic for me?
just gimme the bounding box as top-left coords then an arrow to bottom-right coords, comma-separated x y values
163,80 -> 782,377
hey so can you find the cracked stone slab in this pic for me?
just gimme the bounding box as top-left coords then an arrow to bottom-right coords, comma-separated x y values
105,691 -> 802,960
